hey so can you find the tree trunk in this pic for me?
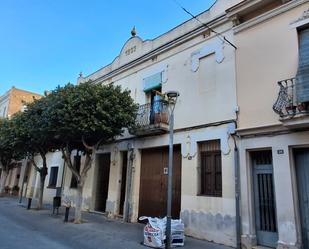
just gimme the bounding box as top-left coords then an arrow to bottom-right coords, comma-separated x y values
0,170 -> 8,195
74,181 -> 84,224
37,157 -> 48,210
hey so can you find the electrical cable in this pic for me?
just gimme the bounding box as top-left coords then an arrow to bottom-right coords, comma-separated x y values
171,0 -> 237,49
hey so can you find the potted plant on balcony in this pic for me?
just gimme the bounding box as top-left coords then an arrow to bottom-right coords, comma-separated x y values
286,104 -> 296,115
297,102 -> 307,112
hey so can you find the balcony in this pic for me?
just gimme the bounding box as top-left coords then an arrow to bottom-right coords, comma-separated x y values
130,100 -> 169,136
273,78 -> 309,129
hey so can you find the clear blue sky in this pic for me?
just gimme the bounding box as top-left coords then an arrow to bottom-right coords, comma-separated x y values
0,0 -> 215,95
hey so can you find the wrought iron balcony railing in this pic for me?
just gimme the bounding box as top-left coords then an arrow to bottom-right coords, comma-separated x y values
273,78 -> 309,118
137,100 -> 169,126
131,100 -> 169,135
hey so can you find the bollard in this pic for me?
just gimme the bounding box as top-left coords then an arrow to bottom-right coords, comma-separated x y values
27,198 -> 32,210
64,207 -> 70,222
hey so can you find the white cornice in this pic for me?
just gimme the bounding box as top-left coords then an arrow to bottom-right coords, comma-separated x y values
232,0 -> 308,34
227,0 -> 269,16
236,123 -> 289,137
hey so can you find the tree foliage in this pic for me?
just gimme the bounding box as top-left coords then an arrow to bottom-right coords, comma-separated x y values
0,118 -> 24,193
9,96 -> 57,208
45,82 -> 137,223
0,81 -> 137,218
47,82 -> 137,150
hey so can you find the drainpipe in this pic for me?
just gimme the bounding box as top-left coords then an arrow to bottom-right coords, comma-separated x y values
233,134 -> 241,249
124,144 -> 134,222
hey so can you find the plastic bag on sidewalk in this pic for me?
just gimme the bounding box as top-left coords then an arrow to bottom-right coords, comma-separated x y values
139,216 -> 185,248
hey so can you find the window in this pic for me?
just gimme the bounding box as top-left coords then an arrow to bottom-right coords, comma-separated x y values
70,155 -> 81,188
296,28 -> 309,103
199,140 -> 222,197
48,167 -> 59,188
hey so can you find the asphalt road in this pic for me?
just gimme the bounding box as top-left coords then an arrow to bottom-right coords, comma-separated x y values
0,197 -> 231,249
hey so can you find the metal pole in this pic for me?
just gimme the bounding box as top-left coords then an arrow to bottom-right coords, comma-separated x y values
64,207 -> 70,222
27,198 -> 32,210
124,148 -> 134,223
234,141 -> 241,249
166,110 -> 174,249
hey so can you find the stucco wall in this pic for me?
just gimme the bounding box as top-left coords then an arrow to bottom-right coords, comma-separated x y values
69,123 -> 237,247
27,151 -> 64,204
235,3 -> 309,130
80,13 -> 238,131
89,27 -> 238,131
238,131 -> 309,249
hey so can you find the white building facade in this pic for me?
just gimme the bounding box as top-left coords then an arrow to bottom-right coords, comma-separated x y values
61,0 -> 243,247
228,0 -> 309,248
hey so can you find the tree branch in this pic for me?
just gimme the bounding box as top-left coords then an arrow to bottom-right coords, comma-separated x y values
81,152 -> 93,179
95,138 -> 104,150
61,147 -> 80,181
30,158 -> 41,172
82,136 -> 94,151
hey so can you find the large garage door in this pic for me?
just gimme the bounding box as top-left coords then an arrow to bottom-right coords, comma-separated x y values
138,145 -> 181,219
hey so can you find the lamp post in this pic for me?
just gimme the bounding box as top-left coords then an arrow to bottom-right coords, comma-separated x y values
165,91 -> 179,249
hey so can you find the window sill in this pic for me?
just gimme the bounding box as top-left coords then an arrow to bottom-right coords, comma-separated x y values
47,185 -> 57,189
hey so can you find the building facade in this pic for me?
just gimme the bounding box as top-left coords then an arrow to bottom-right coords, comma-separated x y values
61,0 -> 243,246
0,86 -> 41,119
0,86 -> 42,195
227,0 -> 309,248
24,151 -> 65,204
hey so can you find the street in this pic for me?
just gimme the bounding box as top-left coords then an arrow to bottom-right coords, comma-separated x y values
0,197 -> 231,249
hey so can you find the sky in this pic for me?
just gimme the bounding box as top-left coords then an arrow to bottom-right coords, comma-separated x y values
0,0 -> 216,95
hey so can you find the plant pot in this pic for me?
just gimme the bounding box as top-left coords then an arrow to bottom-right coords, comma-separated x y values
155,113 -> 168,124
286,105 -> 296,115
298,103 -> 307,112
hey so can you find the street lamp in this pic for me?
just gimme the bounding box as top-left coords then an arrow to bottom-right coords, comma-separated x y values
165,90 -> 180,249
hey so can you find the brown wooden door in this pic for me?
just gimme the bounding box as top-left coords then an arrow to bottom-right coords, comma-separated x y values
138,146 -> 181,219
95,153 -> 111,212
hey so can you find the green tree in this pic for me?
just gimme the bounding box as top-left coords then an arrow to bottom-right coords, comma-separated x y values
0,118 -> 23,194
11,97 -> 58,209
47,82 -> 137,223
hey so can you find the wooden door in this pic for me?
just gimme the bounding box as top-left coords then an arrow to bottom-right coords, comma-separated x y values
252,151 -> 278,248
119,152 -> 128,215
95,153 -> 111,212
295,148 -> 309,249
138,146 -> 181,219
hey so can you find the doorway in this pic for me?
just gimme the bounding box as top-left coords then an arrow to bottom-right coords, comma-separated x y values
95,153 -> 111,212
294,148 -> 309,248
138,145 -> 181,219
252,151 -> 278,248
119,151 -> 128,216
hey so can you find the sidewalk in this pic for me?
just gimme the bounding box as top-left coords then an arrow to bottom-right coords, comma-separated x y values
0,197 -> 233,249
